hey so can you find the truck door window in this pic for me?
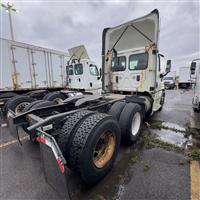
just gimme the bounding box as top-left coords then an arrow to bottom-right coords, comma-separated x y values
111,56 -> 126,71
66,65 -> 73,75
89,64 -> 99,76
74,64 -> 83,75
129,53 -> 148,70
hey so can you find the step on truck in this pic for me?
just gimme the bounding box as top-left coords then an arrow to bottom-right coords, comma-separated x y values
190,59 -> 200,112
1,45 -> 101,116
7,9 -> 171,199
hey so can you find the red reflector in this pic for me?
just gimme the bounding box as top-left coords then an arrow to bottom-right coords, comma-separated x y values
57,158 -> 65,173
36,136 -> 46,144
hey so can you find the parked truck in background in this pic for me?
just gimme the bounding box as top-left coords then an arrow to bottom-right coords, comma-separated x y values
7,10 -> 171,198
66,45 -> 102,94
190,59 -> 200,112
0,39 -> 101,114
163,71 -> 176,89
178,66 -> 191,89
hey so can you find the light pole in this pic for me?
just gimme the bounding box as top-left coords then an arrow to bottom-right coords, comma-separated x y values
1,2 -> 18,89
1,2 -> 17,40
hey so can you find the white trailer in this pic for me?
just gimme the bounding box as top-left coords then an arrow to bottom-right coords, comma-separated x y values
190,59 -> 200,111
178,66 -> 191,88
0,38 -> 68,91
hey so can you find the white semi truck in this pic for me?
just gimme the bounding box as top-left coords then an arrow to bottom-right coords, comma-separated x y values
178,66 -> 191,89
190,59 -> 200,112
66,45 -> 102,94
7,9 -> 171,198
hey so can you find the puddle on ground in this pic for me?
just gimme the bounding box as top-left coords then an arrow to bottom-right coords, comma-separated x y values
151,128 -> 188,148
162,122 -> 185,132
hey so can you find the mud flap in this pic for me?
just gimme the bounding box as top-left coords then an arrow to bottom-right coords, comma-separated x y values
40,143 -> 71,200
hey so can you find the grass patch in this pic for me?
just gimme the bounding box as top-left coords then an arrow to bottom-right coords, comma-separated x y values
142,130 -> 200,160
185,122 -> 200,137
149,120 -> 186,134
143,164 -> 150,172
185,147 -> 200,160
143,130 -> 184,153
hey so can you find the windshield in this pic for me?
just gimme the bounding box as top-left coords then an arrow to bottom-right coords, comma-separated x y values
90,64 -> 99,76
66,65 -> 73,75
74,64 -> 83,75
111,56 -> 126,71
163,77 -> 173,80
129,53 -> 148,70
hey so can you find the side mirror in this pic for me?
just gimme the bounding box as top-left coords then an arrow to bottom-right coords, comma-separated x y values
190,62 -> 196,75
166,60 -> 171,73
113,49 -> 118,58
97,68 -> 102,80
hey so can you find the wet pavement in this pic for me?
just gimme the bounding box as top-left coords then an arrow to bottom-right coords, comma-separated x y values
0,89 -> 200,200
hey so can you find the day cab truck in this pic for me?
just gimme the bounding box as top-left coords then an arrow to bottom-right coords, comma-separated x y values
7,9 -> 171,198
190,59 -> 200,112
66,45 -> 102,95
1,45 -> 101,116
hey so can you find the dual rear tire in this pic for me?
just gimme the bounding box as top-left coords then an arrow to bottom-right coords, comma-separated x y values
56,111 -> 121,185
56,101 -> 142,184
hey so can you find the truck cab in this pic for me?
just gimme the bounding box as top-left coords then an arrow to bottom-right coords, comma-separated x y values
102,9 -> 170,112
66,45 -> 102,94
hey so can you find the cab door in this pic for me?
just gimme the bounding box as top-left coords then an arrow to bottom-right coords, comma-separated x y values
88,63 -> 101,92
66,65 -> 74,88
74,63 -> 84,89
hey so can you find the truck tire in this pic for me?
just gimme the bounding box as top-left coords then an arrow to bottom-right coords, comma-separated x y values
43,92 -> 66,103
119,103 -> 142,145
42,92 -> 52,100
69,113 -> 121,185
5,95 -> 34,115
108,101 -> 126,120
56,110 -> 95,167
22,100 -> 44,112
0,92 -> 17,98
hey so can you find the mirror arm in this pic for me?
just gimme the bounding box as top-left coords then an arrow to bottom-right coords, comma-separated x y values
160,71 -> 169,78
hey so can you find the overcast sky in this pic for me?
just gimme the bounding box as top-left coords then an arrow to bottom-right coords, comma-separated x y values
1,0 -> 200,73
